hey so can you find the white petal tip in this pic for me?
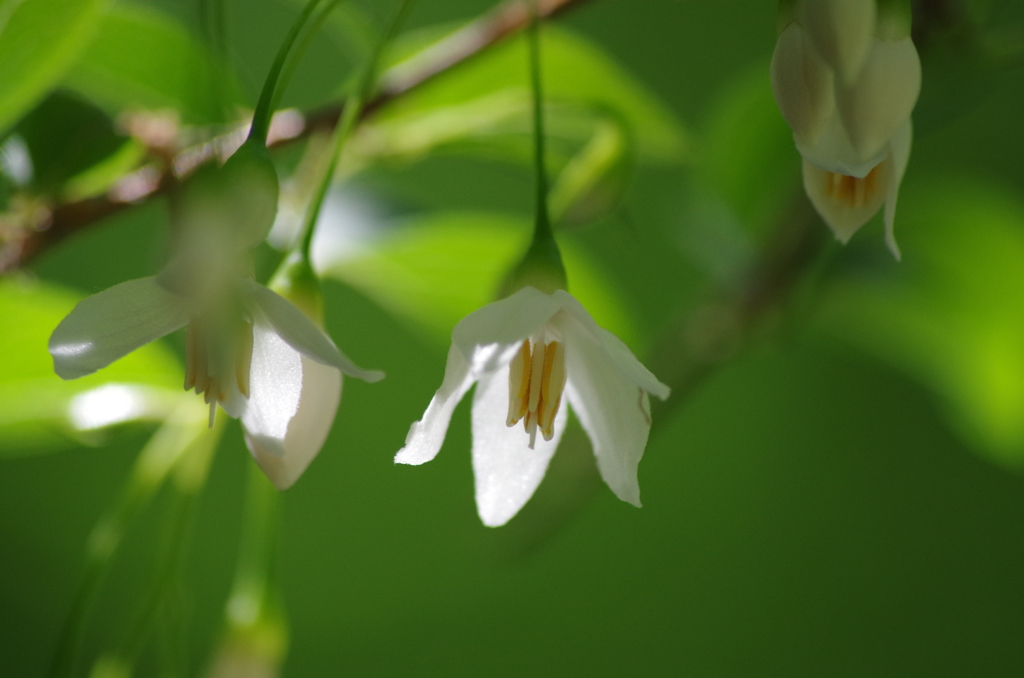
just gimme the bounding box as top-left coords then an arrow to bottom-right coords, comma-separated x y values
650,383 -> 671,401
480,514 -> 513,528
353,368 -> 385,383
394,444 -> 430,466
886,238 -> 902,261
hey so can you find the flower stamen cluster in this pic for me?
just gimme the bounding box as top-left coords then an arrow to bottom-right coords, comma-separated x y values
506,337 -> 567,448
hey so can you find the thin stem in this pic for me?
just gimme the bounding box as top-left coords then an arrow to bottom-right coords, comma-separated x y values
270,0 -> 347,118
295,0 -> 419,265
249,0 -> 327,145
501,0 -> 566,295
528,0 -> 553,243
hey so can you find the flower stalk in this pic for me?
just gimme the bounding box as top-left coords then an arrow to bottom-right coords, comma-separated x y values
293,0 -> 420,269
503,0 -> 567,296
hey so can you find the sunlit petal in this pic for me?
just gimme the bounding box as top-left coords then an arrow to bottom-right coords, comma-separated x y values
395,343 -> 476,466
559,314 -> 656,508
239,320 -> 303,457
244,280 -> 384,382
452,286 -> 561,374
49,276 -> 188,380
470,362 -> 567,527
246,357 -> 342,490
553,291 -> 670,399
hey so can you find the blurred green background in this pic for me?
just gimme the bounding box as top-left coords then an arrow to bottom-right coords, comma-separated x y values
2,0 -> 1024,675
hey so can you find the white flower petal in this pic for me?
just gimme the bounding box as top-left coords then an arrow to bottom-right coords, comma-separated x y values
240,320 -> 303,457
802,156 -> 889,244
795,109 -> 886,178
395,343 -> 476,466
836,37 -> 921,163
244,280 -> 384,383
559,314 -> 656,508
246,356 -> 342,490
771,22 -> 836,148
884,119 -> 913,261
49,276 -> 189,380
800,0 -> 876,83
452,286 -> 561,374
470,362 -> 567,527
552,290 -> 670,399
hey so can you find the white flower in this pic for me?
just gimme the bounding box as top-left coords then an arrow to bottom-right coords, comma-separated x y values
49,274 -> 383,489
395,286 -> 670,527
771,0 -> 920,258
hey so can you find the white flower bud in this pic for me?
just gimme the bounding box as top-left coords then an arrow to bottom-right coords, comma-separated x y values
836,36 -> 921,162
799,0 -> 876,83
771,21 -> 835,148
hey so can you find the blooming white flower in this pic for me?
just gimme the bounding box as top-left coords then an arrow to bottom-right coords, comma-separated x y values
49,273 -> 383,490
395,286 -> 670,527
771,0 -> 920,258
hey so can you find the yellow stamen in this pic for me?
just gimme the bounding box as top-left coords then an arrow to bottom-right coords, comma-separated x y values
182,313 -> 254,422
507,340 -> 531,426
507,339 -> 568,449
538,341 -> 565,441
824,164 -> 882,209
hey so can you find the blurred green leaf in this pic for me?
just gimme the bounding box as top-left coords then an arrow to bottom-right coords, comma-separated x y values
0,0 -> 108,135
0,276 -> 185,455
318,211 -> 638,348
12,90 -> 130,196
63,3 -> 241,124
359,25 -> 687,166
549,117 -> 633,229
699,61 -> 800,236
816,176 -> 1024,468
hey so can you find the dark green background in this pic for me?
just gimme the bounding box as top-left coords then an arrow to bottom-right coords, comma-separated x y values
3,0 -> 1024,675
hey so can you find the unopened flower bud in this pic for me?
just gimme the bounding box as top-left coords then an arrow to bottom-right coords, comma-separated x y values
220,138 -> 280,248
800,0 -> 876,83
771,0 -> 920,258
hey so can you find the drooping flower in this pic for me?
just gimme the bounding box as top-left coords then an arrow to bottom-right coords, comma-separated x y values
49,139 -> 382,489
771,0 -> 920,258
395,286 -> 670,527
49,272 -> 383,486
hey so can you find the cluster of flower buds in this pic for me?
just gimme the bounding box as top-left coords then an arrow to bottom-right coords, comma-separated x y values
771,0 -> 920,258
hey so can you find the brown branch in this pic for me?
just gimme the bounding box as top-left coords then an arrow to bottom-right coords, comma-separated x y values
0,0 -> 592,273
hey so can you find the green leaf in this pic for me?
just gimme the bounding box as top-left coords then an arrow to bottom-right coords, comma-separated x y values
698,61 -> 801,237
62,3 -> 241,124
816,176 -> 1024,469
318,211 -> 638,348
0,276 -> 185,455
0,0 -> 109,136
12,90 -> 130,197
358,25 -> 688,166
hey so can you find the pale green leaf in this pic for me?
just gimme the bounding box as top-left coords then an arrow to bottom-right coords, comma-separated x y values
358,25 -> 687,165
0,276 -> 185,455
816,176 -> 1024,469
699,61 -> 801,236
0,0 -> 109,135
63,3 -> 240,124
